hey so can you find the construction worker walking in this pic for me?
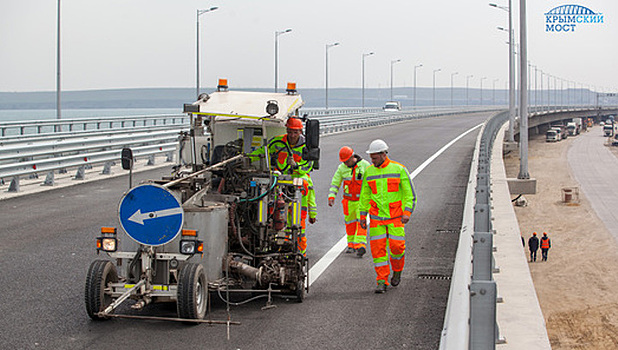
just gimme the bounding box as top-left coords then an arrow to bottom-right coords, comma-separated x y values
528,232 -> 539,262
328,146 -> 371,257
359,139 -> 417,293
540,232 -> 551,261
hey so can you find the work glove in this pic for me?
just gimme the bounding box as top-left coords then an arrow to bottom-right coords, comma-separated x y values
328,198 -> 335,207
309,218 -> 316,224
401,214 -> 410,224
287,156 -> 297,168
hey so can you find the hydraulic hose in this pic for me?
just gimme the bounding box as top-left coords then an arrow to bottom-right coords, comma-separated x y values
238,175 -> 278,203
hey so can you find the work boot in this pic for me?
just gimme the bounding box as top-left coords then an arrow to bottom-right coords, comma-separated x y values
356,246 -> 366,258
345,247 -> 355,254
391,271 -> 402,287
375,280 -> 387,294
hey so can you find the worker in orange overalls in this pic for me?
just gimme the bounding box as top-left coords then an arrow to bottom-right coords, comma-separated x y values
250,117 -> 315,256
540,232 -> 551,261
328,146 -> 371,257
359,139 -> 417,293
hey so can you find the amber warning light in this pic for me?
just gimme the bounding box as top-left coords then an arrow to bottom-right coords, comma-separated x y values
217,78 -> 228,91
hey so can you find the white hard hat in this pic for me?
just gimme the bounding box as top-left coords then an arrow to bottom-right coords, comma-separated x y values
366,139 -> 389,154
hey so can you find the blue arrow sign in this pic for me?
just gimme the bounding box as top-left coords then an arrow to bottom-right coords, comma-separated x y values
118,184 -> 184,246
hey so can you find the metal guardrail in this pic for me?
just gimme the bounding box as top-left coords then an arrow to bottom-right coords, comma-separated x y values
439,110 -> 509,350
440,105 -> 618,349
469,111 -> 509,348
1,107 -> 497,192
0,114 -> 187,137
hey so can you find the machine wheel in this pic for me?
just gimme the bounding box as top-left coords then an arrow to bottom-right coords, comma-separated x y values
177,263 -> 208,320
85,260 -> 118,320
295,279 -> 305,303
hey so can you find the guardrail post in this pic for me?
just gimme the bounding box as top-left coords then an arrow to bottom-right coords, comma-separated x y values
43,171 -> 55,186
469,280 -> 497,350
474,204 -> 491,233
74,166 -> 86,180
101,162 -> 113,175
472,232 -> 493,280
8,176 -> 20,192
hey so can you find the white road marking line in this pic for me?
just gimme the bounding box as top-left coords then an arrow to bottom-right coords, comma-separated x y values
308,123 -> 484,287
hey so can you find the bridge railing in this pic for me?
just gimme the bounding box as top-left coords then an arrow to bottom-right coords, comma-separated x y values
0,114 -> 188,137
439,104 -> 618,349
438,110 -> 508,350
1,106 -> 498,192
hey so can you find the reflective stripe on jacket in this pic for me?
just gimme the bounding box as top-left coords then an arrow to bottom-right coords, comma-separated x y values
328,157 -> 370,201
540,237 -> 551,249
302,175 -> 317,219
359,156 -> 416,225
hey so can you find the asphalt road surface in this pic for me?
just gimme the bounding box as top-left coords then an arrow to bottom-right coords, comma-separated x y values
0,111 -> 493,350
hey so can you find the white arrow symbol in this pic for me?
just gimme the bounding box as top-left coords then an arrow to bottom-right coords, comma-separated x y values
128,207 -> 183,225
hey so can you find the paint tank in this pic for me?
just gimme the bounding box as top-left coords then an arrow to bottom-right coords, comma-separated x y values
181,194 -> 228,281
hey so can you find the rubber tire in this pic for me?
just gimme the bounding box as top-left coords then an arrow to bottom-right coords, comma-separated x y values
177,263 -> 208,321
295,279 -> 305,303
85,260 -> 118,320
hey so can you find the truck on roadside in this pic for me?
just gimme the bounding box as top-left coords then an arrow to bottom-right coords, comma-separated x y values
546,128 -> 560,142
603,123 -> 614,137
566,122 -> 579,136
551,124 -> 567,140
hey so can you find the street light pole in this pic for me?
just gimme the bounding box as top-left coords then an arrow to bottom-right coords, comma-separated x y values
451,72 -> 459,106
56,0 -> 61,123
274,28 -> 292,92
432,68 -> 441,107
538,69 -> 545,111
518,0 -> 530,179
196,7 -> 218,99
491,1 -> 516,141
414,64 -> 423,106
325,42 -> 340,109
480,77 -> 487,105
534,65 -> 538,109
466,75 -> 473,106
362,52 -> 374,108
390,59 -> 401,101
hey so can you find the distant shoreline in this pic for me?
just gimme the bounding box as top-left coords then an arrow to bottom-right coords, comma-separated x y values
0,86 -> 518,110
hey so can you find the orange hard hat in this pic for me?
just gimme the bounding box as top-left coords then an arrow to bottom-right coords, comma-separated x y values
286,117 -> 303,130
339,146 -> 354,162
533,232 -> 537,235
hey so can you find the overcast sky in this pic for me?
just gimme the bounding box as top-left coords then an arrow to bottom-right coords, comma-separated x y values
1,0 -> 616,92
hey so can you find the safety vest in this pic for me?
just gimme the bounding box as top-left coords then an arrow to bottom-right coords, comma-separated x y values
359,157 -> 417,226
328,157 -> 370,201
250,134 -> 313,177
540,237 -> 551,249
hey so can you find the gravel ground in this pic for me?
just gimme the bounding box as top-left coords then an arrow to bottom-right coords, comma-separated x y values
504,127 -> 618,350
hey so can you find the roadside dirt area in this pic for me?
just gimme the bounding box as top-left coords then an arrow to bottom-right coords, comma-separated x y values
503,129 -> 618,349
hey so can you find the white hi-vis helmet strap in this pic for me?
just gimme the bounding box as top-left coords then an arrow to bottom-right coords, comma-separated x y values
366,139 -> 389,154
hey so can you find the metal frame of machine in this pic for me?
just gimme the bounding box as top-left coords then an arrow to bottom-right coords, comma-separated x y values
85,81 -> 320,323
